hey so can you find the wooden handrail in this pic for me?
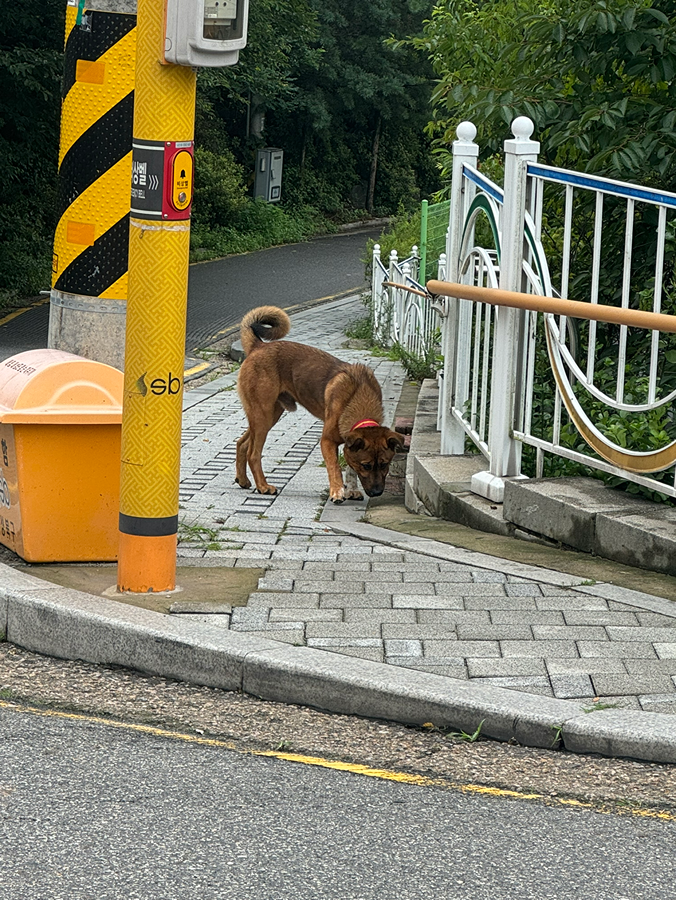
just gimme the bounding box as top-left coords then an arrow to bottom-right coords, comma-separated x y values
382,280 -> 430,299
426,281 -> 676,334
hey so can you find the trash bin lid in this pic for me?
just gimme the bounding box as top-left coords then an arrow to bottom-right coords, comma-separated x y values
0,349 -> 123,424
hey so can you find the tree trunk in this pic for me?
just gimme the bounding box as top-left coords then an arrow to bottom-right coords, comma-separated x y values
367,115 -> 382,214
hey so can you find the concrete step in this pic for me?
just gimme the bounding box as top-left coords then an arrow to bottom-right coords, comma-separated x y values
405,379 -> 676,576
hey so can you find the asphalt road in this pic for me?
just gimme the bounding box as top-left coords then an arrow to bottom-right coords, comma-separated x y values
1,705 -> 674,900
0,229 -> 379,362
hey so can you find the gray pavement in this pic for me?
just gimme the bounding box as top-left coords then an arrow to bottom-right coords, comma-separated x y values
3,295 -> 676,763
2,704 -> 675,900
178,296 -> 676,716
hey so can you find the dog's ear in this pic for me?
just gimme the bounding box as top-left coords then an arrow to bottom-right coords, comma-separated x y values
387,431 -> 408,453
345,436 -> 365,452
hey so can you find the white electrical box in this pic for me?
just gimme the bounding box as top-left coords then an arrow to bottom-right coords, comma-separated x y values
164,0 -> 249,68
254,148 -> 284,203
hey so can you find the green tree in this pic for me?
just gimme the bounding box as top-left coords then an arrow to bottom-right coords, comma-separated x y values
0,0 -> 64,301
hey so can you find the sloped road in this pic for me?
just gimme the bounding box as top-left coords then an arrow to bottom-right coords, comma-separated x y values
0,229 -> 379,361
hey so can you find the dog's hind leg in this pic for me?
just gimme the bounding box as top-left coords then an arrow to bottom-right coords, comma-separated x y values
247,403 -> 285,495
235,428 -> 252,488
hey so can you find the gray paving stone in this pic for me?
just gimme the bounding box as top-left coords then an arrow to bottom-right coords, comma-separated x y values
384,640 -> 423,657
606,626 -> 676,642
578,641 -> 657,659
532,625 -> 608,641
307,637 -> 383,649
365,581 -> 434,595
550,674 -> 594,699
437,583 -> 506,597
393,595 -> 464,609
595,672 -> 676,696
471,571 -> 507,583
344,609 -> 416,624
257,577 -> 294,592
625,658 -> 676,674
655,643 -> 676,659
247,592 -> 320,608
269,608 -> 342,623
639,694 -> 676,713
417,610 -> 491,624
505,584 -> 543,597
305,622 -> 381,639
320,593 -> 392,608
423,639 -> 499,657
408,572 -> 472,583
456,624 -> 533,641
489,610 -> 564,625
371,561 -> 440,573
231,607 -> 269,627
637,612 -> 676,627
464,597 -> 537,610
562,610 -> 639,626
475,676 -> 554,696
467,658 -> 547,678
335,571 -> 402,582
536,596 -> 609,610
546,658 -> 627,675
382,624 -> 458,640
295,580 -> 351,594
501,640 -> 579,658
245,629 -> 305,644
386,658 -> 467,679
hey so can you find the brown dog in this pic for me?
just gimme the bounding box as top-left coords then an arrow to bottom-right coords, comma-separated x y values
235,305 -> 406,502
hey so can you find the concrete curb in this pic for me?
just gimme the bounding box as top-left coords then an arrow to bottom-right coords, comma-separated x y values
2,561 -> 676,763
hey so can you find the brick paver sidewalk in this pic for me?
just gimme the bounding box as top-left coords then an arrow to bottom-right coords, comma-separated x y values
177,296 -> 676,714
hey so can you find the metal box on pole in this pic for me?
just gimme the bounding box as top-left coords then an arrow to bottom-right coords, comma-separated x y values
254,148 -> 284,203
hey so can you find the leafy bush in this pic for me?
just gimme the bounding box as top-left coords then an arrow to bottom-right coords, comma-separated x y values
192,147 -> 247,228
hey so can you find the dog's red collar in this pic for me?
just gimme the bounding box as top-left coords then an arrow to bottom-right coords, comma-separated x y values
351,418 -> 380,430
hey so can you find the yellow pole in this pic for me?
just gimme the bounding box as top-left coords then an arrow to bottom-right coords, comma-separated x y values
117,0 -> 196,592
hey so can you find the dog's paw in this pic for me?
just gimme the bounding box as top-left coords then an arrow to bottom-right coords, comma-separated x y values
343,489 -> 364,501
330,486 -> 346,503
256,484 -> 278,495
235,476 -> 251,489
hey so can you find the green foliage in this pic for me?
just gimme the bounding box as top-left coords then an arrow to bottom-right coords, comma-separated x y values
0,0 -> 63,305
191,199 -> 333,261
192,148 -> 248,228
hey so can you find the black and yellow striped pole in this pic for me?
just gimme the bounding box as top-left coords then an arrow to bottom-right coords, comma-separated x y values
50,0 -> 137,369
116,0 -> 196,592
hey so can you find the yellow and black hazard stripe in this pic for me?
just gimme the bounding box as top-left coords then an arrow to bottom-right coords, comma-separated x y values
52,3 -> 137,299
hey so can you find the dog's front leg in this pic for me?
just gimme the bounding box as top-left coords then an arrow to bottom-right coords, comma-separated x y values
344,466 -> 364,501
320,436 -> 345,503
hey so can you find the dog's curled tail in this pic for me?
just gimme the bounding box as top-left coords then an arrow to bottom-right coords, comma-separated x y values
240,305 -> 291,356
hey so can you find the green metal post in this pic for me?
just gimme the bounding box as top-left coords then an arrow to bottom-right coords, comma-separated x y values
419,199 -> 428,284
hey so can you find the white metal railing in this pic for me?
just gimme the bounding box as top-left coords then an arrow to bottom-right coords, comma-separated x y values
435,117 -> 676,501
371,244 -> 441,357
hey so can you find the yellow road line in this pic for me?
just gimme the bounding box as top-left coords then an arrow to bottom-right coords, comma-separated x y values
1,699 -> 674,822
0,298 -> 50,329
183,360 -> 211,378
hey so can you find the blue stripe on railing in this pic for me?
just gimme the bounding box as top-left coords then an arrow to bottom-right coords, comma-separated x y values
463,165 -> 504,203
528,163 -> 676,209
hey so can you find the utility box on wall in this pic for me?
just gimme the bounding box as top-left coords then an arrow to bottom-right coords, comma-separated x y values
254,148 -> 284,203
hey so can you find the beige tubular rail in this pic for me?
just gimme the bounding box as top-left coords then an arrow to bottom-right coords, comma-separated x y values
425,281 -> 676,333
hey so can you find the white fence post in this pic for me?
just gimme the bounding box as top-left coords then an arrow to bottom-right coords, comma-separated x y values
471,117 -> 539,501
440,122 -> 479,454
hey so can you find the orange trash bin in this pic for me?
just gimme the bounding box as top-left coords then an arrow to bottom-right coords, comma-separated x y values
0,349 -> 123,562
